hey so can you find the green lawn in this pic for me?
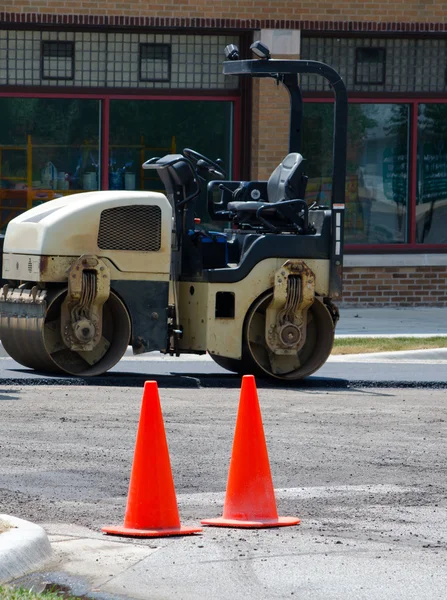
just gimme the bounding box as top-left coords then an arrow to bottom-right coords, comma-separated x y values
0,587 -> 79,600
332,336 -> 447,355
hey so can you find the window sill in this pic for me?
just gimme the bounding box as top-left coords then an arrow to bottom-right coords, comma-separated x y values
344,254 -> 447,268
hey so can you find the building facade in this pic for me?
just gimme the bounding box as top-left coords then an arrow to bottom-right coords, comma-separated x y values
0,2 -> 446,305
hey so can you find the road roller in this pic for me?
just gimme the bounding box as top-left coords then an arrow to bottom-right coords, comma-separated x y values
0,42 -> 348,380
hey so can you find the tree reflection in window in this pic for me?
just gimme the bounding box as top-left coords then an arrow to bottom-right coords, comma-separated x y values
417,104 -> 447,244
302,102 -> 410,244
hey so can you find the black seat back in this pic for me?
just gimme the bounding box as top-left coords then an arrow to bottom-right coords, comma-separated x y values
267,152 -> 306,203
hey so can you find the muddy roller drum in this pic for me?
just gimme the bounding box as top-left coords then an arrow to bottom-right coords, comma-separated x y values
0,286 -> 131,376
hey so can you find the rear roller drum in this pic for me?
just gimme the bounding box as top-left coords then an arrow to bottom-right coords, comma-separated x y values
2,288 -> 131,377
241,291 -> 335,380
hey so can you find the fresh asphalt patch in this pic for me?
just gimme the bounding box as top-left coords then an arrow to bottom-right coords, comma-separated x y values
0,372 -> 350,389
0,372 -> 446,389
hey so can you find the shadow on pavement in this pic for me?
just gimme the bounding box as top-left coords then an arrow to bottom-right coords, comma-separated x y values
3,369 -> 447,389
0,368 -> 349,389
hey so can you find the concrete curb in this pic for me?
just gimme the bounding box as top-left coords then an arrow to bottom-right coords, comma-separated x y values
0,514 -> 52,584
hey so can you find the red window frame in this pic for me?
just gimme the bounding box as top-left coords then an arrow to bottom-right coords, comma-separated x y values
0,91 -> 241,192
305,96 -> 447,253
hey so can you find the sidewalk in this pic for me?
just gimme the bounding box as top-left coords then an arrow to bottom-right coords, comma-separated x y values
337,306 -> 447,337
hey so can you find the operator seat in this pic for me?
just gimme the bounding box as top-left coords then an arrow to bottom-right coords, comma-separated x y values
267,152 -> 306,203
227,153 -> 308,226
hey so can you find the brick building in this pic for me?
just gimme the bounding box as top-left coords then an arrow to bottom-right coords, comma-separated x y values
0,2 -> 446,305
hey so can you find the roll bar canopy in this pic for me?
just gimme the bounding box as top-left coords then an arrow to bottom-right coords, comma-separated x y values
223,58 -> 348,213
223,52 -> 348,298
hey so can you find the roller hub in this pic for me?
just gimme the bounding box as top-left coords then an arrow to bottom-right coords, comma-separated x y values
279,323 -> 302,347
73,318 -> 96,343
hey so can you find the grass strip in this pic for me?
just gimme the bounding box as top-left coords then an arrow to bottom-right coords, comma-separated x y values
332,336 -> 447,355
0,587 -> 80,600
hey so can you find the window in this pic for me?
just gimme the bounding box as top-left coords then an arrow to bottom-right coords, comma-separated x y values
139,43 -> 171,82
1,30 -> 239,89
0,94 -> 238,232
108,99 -> 234,226
41,41 -> 74,80
0,97 -> 100,232
355,47 -> 386,85
300,37 -> 447,93
302,102 -> 409,245
417,103 -> 447,244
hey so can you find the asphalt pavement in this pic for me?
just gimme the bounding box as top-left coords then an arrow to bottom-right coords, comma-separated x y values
2,385 -> 447,600
1,306 -> 447,597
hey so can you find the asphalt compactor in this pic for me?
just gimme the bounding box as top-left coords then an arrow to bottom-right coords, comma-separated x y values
0,44 -> 348,380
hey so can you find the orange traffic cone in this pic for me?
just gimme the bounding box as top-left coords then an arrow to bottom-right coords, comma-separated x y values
102,381 -> 202,537
201,375 -> 300,529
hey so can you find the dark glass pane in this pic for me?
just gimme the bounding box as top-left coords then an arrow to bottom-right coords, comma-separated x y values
0,98 -> 100,232
416,103 -> 447,244
42,41 -> 74,58
109,99 -> 233,226
355,48 -> 386,85
139,44 -> 171,82
302,102 -> 409,244
41,41 -> 75,80
357,48 -> 384,64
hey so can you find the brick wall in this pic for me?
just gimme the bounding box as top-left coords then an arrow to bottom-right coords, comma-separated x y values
342,266 -> 447,307
0,2 -> 446,22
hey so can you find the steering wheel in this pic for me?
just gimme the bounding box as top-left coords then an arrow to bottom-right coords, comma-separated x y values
183,148 -> 226,179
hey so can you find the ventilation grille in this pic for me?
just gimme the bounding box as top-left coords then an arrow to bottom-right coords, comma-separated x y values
98,205 -> 162,251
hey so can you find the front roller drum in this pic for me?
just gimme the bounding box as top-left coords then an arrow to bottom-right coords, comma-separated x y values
1,287 -> 131,376
243,292 -> 335,380
210,292 -> 335,380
